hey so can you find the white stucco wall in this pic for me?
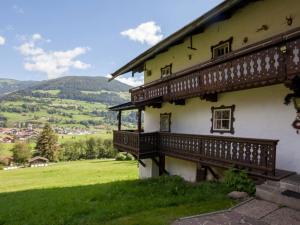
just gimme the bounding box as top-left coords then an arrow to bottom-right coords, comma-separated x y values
144,84 -> 300,174
139,158 -> 159,179
165,156 -> 197,182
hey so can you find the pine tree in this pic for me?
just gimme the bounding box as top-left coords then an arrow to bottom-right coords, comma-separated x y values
35,124 -> 59,161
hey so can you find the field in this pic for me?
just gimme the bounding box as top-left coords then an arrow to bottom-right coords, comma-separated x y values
0,160 -> 235,225
0,93 -> 136,129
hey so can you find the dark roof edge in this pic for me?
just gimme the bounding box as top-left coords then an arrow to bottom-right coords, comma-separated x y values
109,102 -> 137,111
110,0 -> 249,81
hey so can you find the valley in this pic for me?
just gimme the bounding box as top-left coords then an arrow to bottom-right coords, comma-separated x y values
0,76 -> 137,157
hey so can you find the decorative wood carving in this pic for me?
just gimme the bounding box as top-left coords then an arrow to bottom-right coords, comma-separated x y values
286,16 -> 294,26
256,25 -> 269,32
131,32 -> 300,105
113,130 -> 278,176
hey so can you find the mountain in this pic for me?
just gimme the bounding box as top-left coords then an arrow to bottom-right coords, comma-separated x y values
2,76 -> 132,105
0,78 -> 38,97
0,76 -> 135,129
29,76 -> 131,92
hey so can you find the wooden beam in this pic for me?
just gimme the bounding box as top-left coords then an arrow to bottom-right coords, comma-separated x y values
118,110 -> 122,131
159,155 -> 166,176
152,157 -> 169,175
206,166 -> 219,180
196,163 -> 207,182
174,99 -> 186,105
137,109 -> 142,132
138,159 -> 146,167
152,103 -> 162,108
200,93 -> 218,102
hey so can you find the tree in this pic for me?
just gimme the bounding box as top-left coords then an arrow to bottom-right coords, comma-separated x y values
85,137 -> 97,159
35,124 -> 59,161
11,142 -> 32,164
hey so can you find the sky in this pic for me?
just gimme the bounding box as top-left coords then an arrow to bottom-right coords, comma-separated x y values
0,0 -> 223,86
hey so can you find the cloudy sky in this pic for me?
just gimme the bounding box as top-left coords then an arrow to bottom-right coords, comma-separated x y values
0,0 -> 223,86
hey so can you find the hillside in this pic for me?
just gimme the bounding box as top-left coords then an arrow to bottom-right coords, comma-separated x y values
2,76 -> 132,105
0,78 -> 37,97
0,76 -> 135,129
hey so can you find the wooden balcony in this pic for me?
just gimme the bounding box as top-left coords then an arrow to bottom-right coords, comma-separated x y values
113,130 -> 159,158
131,28 -> 300,104
113,130 -> 279,178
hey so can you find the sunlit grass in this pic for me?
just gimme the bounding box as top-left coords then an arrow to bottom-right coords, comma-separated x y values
0,160 -> 235,225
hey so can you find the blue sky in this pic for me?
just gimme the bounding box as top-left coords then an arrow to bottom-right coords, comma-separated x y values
0,0 -> 223,85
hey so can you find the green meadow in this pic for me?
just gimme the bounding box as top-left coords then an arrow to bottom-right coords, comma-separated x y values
0,160 -> 235,225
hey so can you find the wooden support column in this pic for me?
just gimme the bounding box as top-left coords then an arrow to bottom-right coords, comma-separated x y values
137,108 -> 142,132
118,110 -> 122,131
159,154 -> 166,176
196,163 -> 207,182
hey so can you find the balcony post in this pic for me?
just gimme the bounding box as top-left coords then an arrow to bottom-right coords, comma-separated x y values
137,108 -> 142,132
118,110 -> 122,131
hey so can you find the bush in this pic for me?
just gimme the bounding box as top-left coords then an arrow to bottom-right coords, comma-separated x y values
0,164 -> 3,170
224,168 -> 256,195
115,152 -> 134,161
11,142 -> 32,164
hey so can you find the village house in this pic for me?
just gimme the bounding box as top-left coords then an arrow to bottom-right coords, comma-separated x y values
110,0 -> 300,185
28,156 -> 49,167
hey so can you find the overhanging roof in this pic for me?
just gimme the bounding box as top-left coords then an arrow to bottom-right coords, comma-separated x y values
109,97 -> 163,111
109,102 -> 137,111
110,0 -> 254,81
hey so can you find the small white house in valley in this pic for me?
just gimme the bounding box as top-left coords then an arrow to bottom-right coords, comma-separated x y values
110,0 -> 300,183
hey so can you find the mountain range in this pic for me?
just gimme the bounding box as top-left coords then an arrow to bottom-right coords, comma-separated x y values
1,76 -> 132,105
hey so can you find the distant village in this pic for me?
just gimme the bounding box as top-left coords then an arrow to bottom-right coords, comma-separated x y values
0,125 -> 95,144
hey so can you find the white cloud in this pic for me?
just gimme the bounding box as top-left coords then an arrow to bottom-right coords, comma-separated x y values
121,21 -> 163,46
0,36 -> 5,45
17,33 -> 91,79
106,74 -> 143,87
12,4 -> 24,14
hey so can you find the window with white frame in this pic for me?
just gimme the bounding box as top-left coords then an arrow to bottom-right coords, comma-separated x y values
211,37 -> 233,59
161,64 -> 172,78
211,105 -> 235,134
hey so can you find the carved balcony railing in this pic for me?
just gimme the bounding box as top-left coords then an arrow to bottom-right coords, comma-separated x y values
113,130 -> 158,158
131,28 -> 300,104
159,133 -> 277,176
113,130 -> 278,176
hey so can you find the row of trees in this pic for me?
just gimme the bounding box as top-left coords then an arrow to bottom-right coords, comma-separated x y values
59,138 -> 116,161
7,124 -> 117,164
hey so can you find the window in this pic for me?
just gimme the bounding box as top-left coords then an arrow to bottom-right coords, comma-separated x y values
211,105 -> 235,134
161,64 -> 172,78
160,113 -> 171,132
211,37 -> 233,59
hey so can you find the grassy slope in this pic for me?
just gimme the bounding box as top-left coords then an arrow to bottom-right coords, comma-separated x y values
1,96 -> 109,127
1,94 -> 137,130
0,160 -> 234,225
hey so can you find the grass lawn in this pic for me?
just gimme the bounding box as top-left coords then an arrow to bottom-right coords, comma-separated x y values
0,160 -> 235,225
